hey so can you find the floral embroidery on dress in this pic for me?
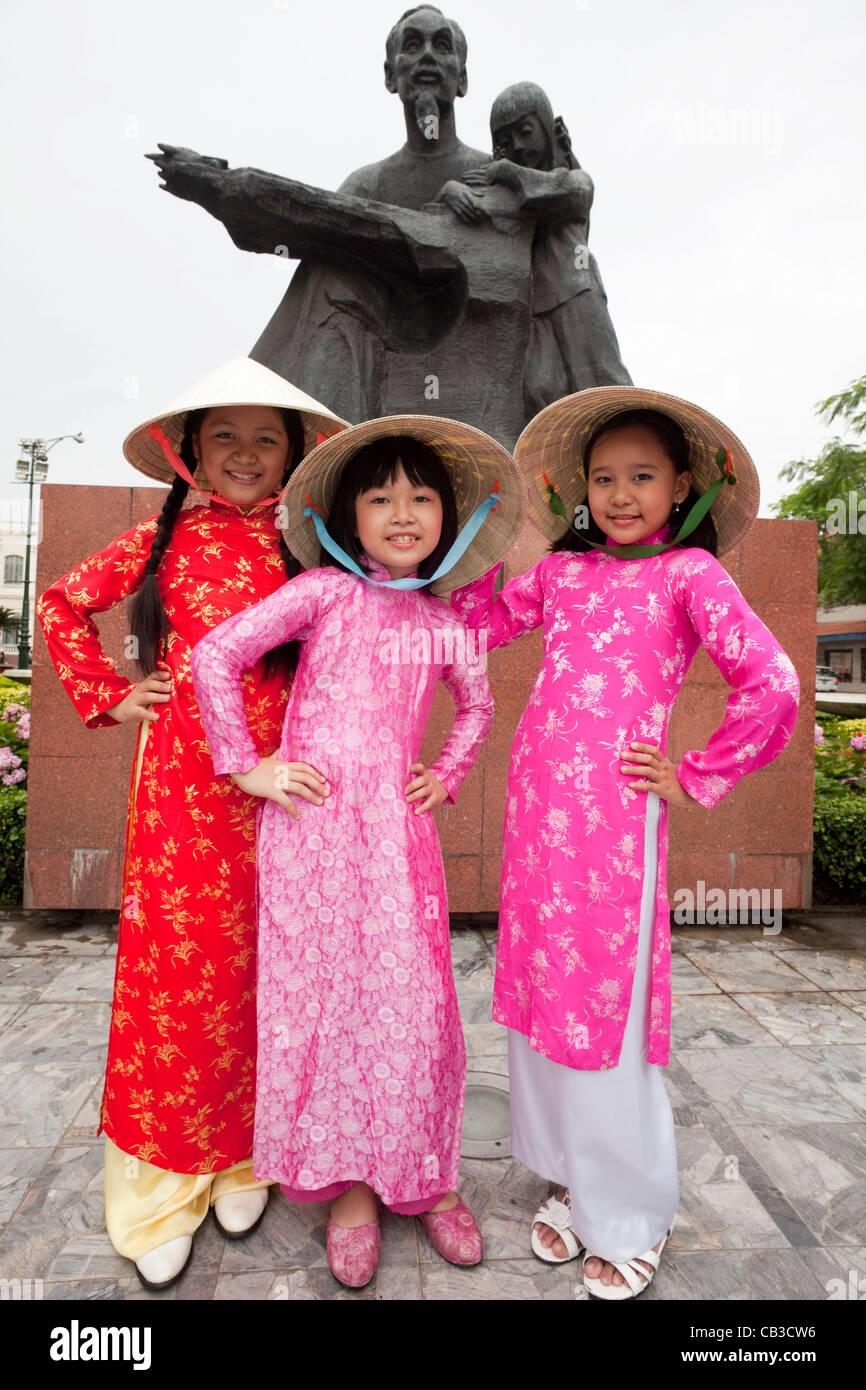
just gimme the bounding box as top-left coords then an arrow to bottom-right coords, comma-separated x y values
37,501 -> 293,1171
191,562 -> 494,1204
452,544 -> 799,1069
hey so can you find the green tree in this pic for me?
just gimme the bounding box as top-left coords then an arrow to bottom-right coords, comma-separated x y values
774,375 -> 866,605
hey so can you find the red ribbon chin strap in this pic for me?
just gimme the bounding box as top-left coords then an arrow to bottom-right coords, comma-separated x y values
148,424 -> 279,511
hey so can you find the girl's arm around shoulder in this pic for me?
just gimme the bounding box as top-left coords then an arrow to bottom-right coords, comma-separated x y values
36,515 -> 160,728
190,566 -> 353,775
670,550 -> 800,808
490,162 -> 594,222
450,555 -> 553,651
426,610 -> 495,805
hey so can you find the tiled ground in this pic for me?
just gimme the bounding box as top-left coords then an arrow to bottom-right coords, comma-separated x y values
1,909 -> 865,1301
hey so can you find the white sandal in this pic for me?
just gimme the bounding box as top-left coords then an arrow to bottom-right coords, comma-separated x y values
583,1229 -> 669,1300
530,1190 -> 583,1264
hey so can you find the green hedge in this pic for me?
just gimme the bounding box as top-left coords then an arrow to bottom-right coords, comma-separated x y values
813,791 -> 866,897
0,786 -> 27,905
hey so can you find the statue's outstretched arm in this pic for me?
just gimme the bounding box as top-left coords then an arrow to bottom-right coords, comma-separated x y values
146,145 -> 468,351
146,144 -> 461,284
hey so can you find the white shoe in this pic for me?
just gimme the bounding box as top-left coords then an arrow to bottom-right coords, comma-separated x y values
583,1229 -> 670,1300
213,1187 -> 269,1238
530,1190 -> 583,1264
135,1235 -> 193,1290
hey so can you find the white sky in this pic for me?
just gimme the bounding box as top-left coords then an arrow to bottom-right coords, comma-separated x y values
3,0 -> 864,521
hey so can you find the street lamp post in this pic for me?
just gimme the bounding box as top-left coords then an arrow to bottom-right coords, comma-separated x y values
14,432 -> 83,669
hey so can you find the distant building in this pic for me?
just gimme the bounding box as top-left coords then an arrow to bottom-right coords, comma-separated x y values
816,604 -> 866,692
0,501 -> 39,669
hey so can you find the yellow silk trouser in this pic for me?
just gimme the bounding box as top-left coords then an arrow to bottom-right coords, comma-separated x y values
104,1138 -> 272,1261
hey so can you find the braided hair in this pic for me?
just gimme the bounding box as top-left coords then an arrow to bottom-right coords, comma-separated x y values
129,406 -> 307,681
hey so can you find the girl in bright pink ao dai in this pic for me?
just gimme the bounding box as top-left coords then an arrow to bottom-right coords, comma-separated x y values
451,390 -> 800,1299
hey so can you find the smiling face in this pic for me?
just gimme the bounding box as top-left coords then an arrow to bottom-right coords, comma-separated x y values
192,406 -> 291,508
585,424 -> 691,545
492,111 -> 550,169
385,8 -> 466,105
354,460 -> 444,580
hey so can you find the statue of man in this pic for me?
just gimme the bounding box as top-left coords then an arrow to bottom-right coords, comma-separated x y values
339,5 -> 489,207
149,6 -> 492,424
454,82 -> 632,415
249,3 -> 494,415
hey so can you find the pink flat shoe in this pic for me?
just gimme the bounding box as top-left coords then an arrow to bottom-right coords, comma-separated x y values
326,1220 -> 381,1289
419,1197 -> 483,1266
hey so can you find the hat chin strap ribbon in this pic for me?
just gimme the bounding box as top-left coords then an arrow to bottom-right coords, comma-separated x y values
304,485 -> 501,590
149,425 -> 280,512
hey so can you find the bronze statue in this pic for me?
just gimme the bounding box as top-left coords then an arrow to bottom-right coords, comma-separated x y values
451,82 -> 632,414
148,15 -> 630,445
339,6 -> 489,207
148,6 -> 535,442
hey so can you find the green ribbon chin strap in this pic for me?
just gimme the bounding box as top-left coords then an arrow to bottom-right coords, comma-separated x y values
544,446 -> 736,559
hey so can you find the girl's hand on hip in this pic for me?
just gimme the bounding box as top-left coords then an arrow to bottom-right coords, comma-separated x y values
231,754 -> 329,821
107,668 -> 172,724
406,762 -> 448,815
619,742 -> 699,808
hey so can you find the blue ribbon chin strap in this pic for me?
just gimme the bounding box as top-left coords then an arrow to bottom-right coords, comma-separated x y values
304,492 -> 501,589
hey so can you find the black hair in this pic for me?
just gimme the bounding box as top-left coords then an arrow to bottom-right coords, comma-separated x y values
321,436 -> 459,583
129,405 -> 307,681
550,407 -> 718,557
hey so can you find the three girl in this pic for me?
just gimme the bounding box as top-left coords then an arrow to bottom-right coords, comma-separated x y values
451,386 -> 799,1298
40,364 -> 800,1300
190,415 -> 523,1287
37,357 -> 347,1288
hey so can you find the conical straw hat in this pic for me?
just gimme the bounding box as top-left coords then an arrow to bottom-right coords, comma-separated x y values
123,356 -> 348,482
281,414 -> 526,595
515,386 -> 760,555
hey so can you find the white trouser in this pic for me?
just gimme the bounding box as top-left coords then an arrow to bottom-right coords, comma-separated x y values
508,792 -> 679,1262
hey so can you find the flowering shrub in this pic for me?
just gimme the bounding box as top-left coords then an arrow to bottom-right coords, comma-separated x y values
0,679 -> 30,902
0,748 -> 25,785
813,716 -> 866,901
0,679 -> 30,712
0,697 -> 28,786
2,702 -> 29,737
813,716 -> 866,796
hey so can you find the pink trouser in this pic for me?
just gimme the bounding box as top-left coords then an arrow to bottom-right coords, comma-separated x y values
280,1181 -> 447,1216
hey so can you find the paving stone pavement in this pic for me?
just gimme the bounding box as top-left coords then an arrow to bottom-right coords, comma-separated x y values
1,908 -> 865,1302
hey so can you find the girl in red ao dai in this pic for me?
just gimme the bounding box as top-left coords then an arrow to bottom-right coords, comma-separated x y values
37,359 -> 345,1290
